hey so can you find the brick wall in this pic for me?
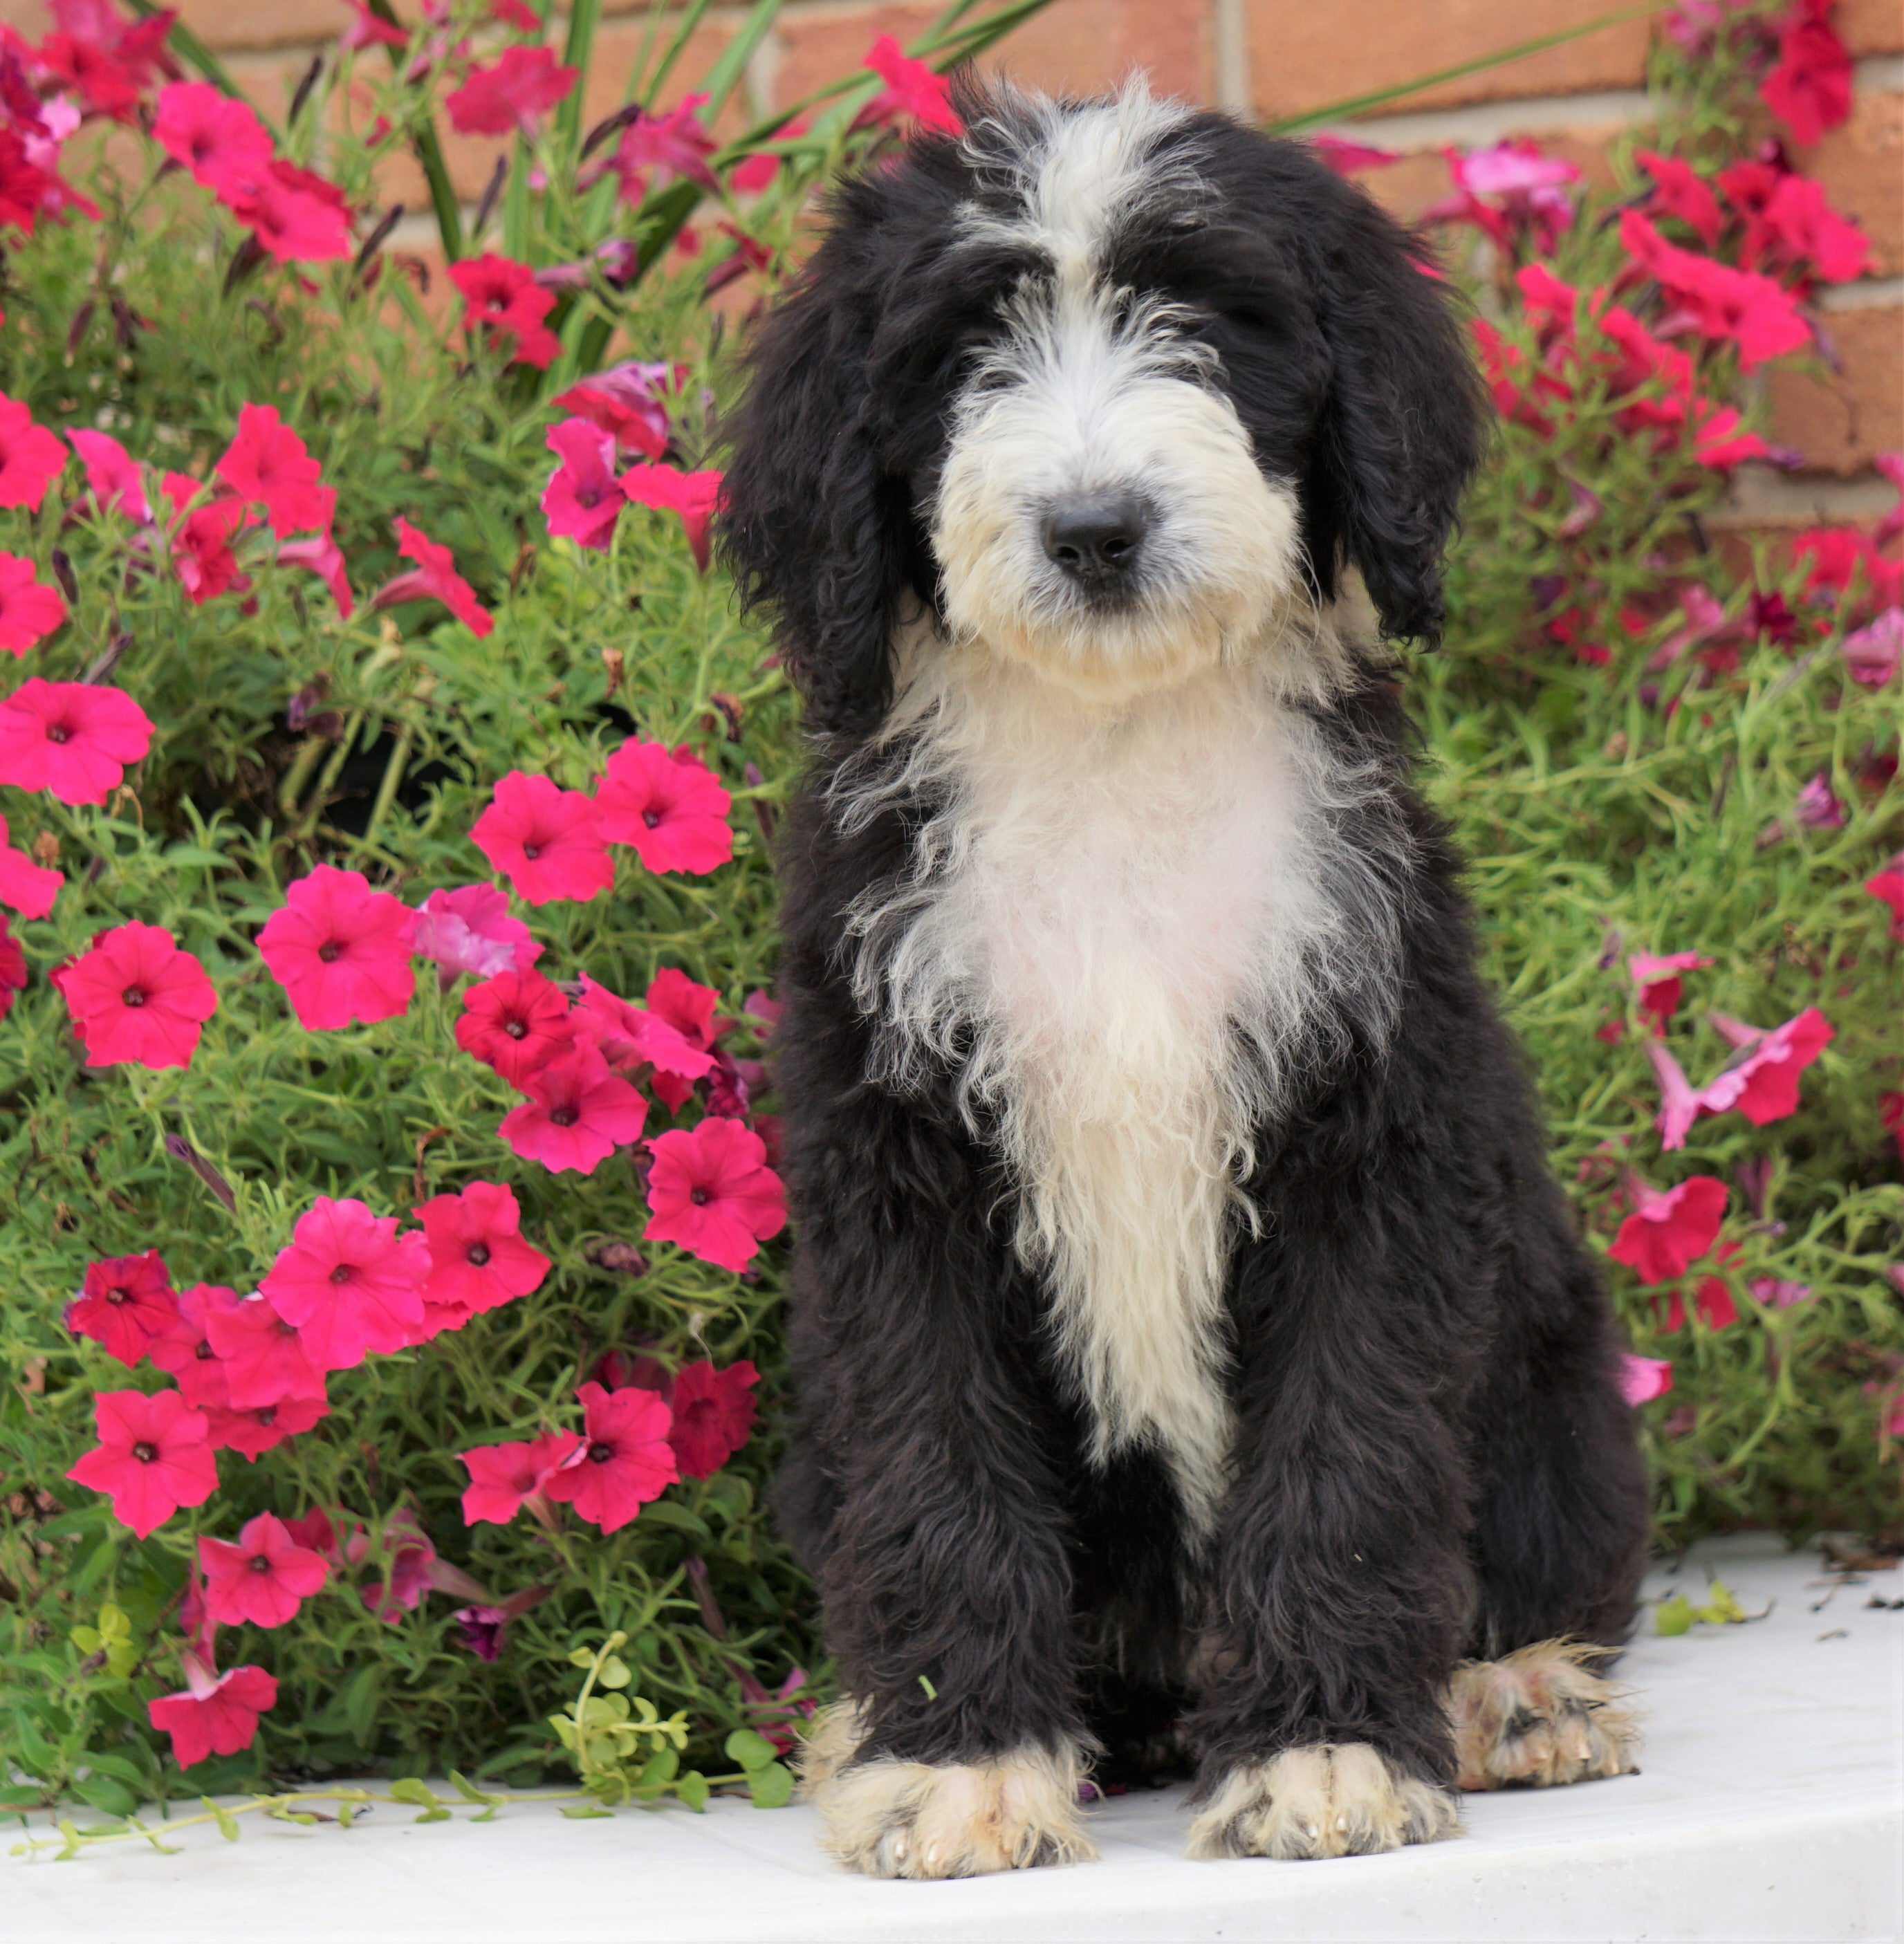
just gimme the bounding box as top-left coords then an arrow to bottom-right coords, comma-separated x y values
6,0 -> 1898,518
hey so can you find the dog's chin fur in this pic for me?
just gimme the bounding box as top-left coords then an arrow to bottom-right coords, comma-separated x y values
833,616 -> 1403,1529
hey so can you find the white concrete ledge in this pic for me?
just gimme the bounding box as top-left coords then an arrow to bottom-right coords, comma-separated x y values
8,1536 -> 1902,1944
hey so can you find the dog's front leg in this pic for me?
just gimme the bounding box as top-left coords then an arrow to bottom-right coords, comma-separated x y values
1183,1181 -> 1478,1860
786,1095 -> 1097,1880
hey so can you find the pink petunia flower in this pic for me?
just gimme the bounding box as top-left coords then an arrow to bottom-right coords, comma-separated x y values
0,810 -> 62,918
371,516 -> 494,636
277,532 -> 354,617
1760,0 -> 1852,145
1309,135 -> 1403,174
198,1512 -> 329,1628
214,403 -> 335,539
447,254 -> 561,371
202,1287 -> 332,1409
339,0 -> 408,50
64,1250 -> 178,1367
226,160 -> 354,264
1741,172 -> 1874,286
1617,211 -> 1811,371
259,1196 -> 429,1371
498,1046 -> 649,1175
1865,854 -> 1904,938
550,361 -> 675,459
569,974 -> 716,1091
445,45 -> 577,138
359,1508 -> 440,1624
413,1180 -> 551,1331
1424,140 -> 1580,253
147,1283 -> 233,1409
1842,609 -> 1902,687
459,1429 -> 584,1525
1750,1276 -> 1812,1310
65,1387 -> 219,1537
163,472 -> 250,606
456,967 -> 575,1087
1617,1353 -> 1673,1406
257,864 -> 418,1030
1791,526 -> 1904,613
540,1382 -> 677,1534
147,1656 -> 277,1769
152,82 -> 274,198
1699,1006 -> 1834,1127
599,94 -> 720,203
1636,149 -> 1723,248
413,882 -> 540,982
618,462 -> 722,571
643,1116 -> 785,1272
470,770 -> 614,906
66,427 -> 151,523
857,35 -> 960,136
1607,1174 -> 1728,1286
0,392 -> 68,510
665,1360 -> 759,1478
1627,950 -> 1712,1030
644,965 -> 721,1109
0,678 -> 152,804
0,914 -> 24,1021
205,1393 -> 330,1461
0,553 -> 68,656
57,921 -> 218,1069
1793,772 -> 1845,829
594,739 -> 733,875
541,417 -> 625,550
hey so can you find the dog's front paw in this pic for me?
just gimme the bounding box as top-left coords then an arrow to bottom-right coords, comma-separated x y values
1186,1744 -> 1460,1860
1448,1640 -> 1638,1790
804,1729 -> 1098,1880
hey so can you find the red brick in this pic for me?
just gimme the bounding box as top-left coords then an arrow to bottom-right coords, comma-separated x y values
1796,86 -> 1903,278
1840,0 -> 1904,59
971,0 -> 1212,106
1247,0 -> 1652,124
1767,304 -> 1904,475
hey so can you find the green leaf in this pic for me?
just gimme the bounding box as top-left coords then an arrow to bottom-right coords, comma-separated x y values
12,1713 -> 62,1781
80,1753 -> 147,1788
560,1804 -> 614,1820
635,1747 -> 680,1789
203,1797 -> 241,1842
566,1647 -> 597,1669
1697,1578 -> 1748,1624
447,1770 -> 498,1805
595,1655 -> 631,1690
745,1761 -> 795,1808
387,1778 -> 441,1809
1656,1593 -> 1697,1636
635,1500 -> 711,1537
73,1776 -> 136,1817
723,1728 -> 779,1771
674,1770 -> 709,1812
0,1786 -> 45,1808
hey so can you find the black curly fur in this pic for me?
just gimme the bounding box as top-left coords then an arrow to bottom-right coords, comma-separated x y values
720,83 -> 1648,1803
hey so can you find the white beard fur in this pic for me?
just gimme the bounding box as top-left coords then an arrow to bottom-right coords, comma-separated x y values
833,619 -> 1405,1532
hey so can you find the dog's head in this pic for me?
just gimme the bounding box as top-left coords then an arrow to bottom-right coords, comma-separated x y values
721,80 -> 1485,728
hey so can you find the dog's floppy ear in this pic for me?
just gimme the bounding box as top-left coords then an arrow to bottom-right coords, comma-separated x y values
719,185 -> 917,736
1302,187 -> 1487,647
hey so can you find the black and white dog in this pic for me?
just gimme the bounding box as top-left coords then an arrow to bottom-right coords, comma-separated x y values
720,80 -> 1650,1878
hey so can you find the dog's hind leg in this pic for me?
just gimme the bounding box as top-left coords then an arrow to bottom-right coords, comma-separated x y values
1446,1641 -> 1638,1790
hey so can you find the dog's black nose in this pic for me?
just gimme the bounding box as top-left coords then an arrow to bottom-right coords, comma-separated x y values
1042,495 -> 1147,580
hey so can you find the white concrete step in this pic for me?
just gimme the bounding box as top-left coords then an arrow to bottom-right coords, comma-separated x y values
8,1534 -> 1902,1944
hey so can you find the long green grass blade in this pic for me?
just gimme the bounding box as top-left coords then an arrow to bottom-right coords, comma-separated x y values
361,0 -> 462,259
699,0 -> 786,122
640,0 -> 719,109
557,0 -> 604,156
1266,3 -> 1661,135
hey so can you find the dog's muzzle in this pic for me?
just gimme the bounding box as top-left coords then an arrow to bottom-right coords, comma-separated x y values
1040,492 -> 1150,595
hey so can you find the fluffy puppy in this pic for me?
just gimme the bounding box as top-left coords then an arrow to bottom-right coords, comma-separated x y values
719,77 -> 1650,1879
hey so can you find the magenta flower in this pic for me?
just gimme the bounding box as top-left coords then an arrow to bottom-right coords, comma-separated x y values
540,1382 -> 678,1534
1608,1175 -> 1728,1286
1750,1277 -> 1812,1310
1627,950 -> 1712,1030
600,94 -> 720,202
499,1046 -> 649,1175
857,35 -> 960,136
618,462 -> 722,571
644,1117 -> 786,1272
569,974 -> 715,1088
550,361 -> 674,459
413,1181 -> 551,1330
0,678 -> 152,804
67,427 -> 151,522
1618,211 -> 1811,371
152,81 -> 274,198
414,882 -> 541,982
205,1393 -> 329,1460
259,1196 -> 429,1370
1865,856 -> 1904,938
666,1360 -> 759,1479
277,533 -> 355,617
56,922 -> 218,1069
202,1287 -> 332,1409
1617,1353 -> 1673,1407
540,417 -> 626,550
257,864 -> 418,1030
215,403 -> 335,539
147,1283 -> 233,1409
470,770 -> 615,907
372,517 -> 494,636
1636,149 -> 1723,248
147,1655 -> 277,1769
1842,609 -> 1902,687
1793,773 -> 1845,830
0,550 -> 67,654
644,966 -> 721,1109
198,1512 -> 329,1628
456,967 -> 575,1088
1700,1007 -> 1835,1127
594,739 -> 733,875
0,810 -> 62,918
447,254 -> 562,371
459,1429 -> 584,1526
0,391 -> 68,510
225,160 -> 353,265
64,1250 -> 178,1368
445,44 -> 577,138
65,1388 -> 218,1537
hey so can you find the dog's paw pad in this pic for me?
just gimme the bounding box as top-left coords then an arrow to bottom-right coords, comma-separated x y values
1448,1640 -> 1638,1790
1186,1743 -> 1460,1860
808,1741 -> 1098,1880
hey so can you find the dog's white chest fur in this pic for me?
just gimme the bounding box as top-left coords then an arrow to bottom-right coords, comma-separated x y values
844,649 -> 1389,1529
